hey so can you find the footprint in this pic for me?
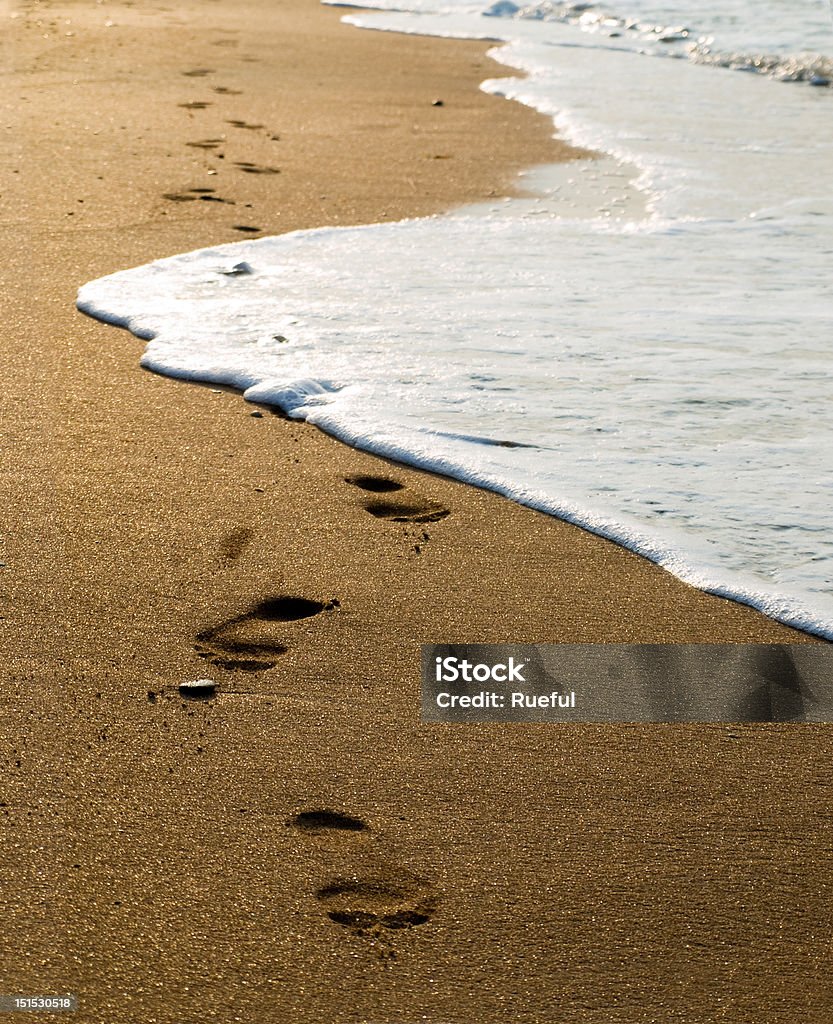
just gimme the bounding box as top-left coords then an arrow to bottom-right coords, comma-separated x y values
178,101 -> 213,110
191,188 -> 233,203
226,119 -> 265,130
287,810 -> 368,834
195,595 -> 337,671
186,139 -> 225,150
344,474 -> 404,494
316,871 -> 436,933
365,499 -> 450,524
219,527 -> 254,561
163,189 -> 235,204
346,474 -> 449,522
235,162 -> 280,176
182,68 -> 216,77
213,86 -> 243,95
232,225 -> 262,234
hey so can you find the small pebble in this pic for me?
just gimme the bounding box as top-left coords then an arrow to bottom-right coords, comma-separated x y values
179,679 -> 217,700
432,98 -> 444,106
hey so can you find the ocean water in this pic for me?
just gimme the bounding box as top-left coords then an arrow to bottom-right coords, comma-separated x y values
78,0 -> 833,637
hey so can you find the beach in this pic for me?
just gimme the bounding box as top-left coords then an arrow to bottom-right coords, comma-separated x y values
2,0 -> 832,1021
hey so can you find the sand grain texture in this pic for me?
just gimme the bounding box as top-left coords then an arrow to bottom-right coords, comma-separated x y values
1,1 -> 832,1022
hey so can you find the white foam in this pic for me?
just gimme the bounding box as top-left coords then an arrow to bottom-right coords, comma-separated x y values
79,206 -> 833,638
78,0 -> 833,638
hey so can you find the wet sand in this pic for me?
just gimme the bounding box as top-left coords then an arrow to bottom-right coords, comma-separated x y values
2,1 -> 831,1021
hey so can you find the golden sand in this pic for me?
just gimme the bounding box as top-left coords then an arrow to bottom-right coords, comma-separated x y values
1,1 -> 829,1021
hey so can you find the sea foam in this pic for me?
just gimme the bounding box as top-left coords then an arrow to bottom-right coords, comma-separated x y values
78,0 -> 833,637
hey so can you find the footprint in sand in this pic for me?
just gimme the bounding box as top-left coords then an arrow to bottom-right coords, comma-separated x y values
186,139 -> 225,150
195,595 -> 338,671
316,871 -> 437,933
219,527 -> 254,561
213,86 -> 243,96
287,809 -> 369,834
163,187 -> 234,204
364,500 -> 450,524
287,809 -> 437,938
226,119 -> 265,131
345,474 -> 450,524
182,68 -> 216,78
235,161 -> 280,175
345,474 -> 404,494
178,101 -> 213,110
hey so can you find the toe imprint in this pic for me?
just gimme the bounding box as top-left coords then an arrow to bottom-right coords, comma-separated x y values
316,874 -> 436,933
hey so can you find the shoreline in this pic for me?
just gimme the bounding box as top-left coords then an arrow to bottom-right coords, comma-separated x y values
77,258 -> 833,642
3,1 -> 831,1021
